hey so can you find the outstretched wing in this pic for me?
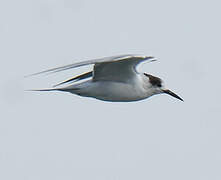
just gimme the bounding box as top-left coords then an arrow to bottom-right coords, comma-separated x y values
92,55 -> 156,82
28,54 -> 156,77
27,54 -> 156,85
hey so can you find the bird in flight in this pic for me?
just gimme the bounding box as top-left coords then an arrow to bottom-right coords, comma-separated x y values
29,54 -> 183,102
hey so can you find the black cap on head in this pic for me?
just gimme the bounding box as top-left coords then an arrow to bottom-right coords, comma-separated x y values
144,73 -> 162,87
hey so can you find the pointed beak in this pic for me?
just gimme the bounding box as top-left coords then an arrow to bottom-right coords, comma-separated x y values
163,89 -> 184,101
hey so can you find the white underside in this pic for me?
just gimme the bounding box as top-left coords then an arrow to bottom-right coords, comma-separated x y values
60,75 -> 157,102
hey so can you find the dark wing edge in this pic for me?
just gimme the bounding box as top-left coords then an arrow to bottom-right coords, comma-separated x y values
53,71 -> 93,87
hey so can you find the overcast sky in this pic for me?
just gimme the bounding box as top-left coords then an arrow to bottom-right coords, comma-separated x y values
0,0 -> 221,180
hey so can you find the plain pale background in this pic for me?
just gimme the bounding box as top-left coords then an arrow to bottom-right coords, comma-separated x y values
0,0 -> 220,180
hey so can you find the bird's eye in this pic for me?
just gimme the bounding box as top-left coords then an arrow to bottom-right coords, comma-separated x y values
157,84 -> 162,87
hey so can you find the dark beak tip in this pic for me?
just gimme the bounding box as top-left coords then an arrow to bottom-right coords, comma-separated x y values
179,98 -> 184,102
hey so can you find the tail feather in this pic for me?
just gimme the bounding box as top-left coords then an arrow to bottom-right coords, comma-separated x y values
26,87 -> 79,92
26,88 -> 60,92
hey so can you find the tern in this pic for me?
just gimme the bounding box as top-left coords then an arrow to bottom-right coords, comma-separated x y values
29,54 -> 183,102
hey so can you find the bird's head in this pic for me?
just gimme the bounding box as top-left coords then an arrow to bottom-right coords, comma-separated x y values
144,73 -> 183,101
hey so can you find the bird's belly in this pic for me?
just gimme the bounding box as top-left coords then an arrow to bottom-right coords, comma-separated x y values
72,81 -> 147,102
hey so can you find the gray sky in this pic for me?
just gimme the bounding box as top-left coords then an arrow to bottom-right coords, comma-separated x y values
0,0 -> 221,180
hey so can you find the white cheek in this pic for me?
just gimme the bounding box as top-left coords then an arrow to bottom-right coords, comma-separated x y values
155,88 -> 163,94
